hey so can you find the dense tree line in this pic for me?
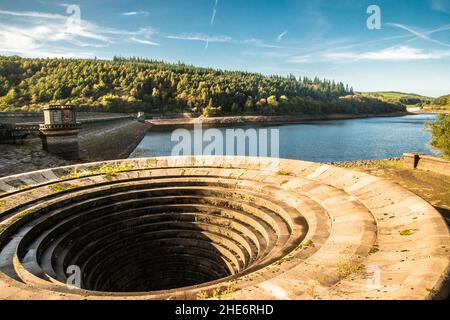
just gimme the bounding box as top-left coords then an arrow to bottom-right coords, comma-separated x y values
0,55 -> 404,116
399,97 -> 425,105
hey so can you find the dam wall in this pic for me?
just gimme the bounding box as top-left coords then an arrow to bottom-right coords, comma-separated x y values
404,153 -> 450,176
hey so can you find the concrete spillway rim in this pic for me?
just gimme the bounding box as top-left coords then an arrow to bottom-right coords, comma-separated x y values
0,156 -> 449,300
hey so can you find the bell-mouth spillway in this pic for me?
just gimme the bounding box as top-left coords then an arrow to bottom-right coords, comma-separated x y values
0,156 -> 448,300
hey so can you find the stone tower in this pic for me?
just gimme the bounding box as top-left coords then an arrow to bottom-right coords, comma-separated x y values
39,105 -> 80,160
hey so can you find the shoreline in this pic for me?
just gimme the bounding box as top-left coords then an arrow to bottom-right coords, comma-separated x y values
148,111 -> 412,130
409,110 -> 450,115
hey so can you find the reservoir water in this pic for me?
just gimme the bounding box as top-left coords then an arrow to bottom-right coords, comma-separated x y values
130,114 -> 439,162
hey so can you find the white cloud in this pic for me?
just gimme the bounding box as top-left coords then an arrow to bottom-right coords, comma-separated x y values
122,11 -> 149,16
130,37 -> 159,46
166,33 -> 232,44
165,32 -> 289,52
324,46 -> 450,61
242,38 -> 285,49
0,9 -> 66,20
287,46 -> 450,63
288,54 -> 313,63
0,28 -> 39,51
166,33 -> 286,51
0,8 -> 159,57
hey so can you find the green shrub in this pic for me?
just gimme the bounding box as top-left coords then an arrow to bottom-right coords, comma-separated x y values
427,115 -> 450,158
203,105 -> 223,117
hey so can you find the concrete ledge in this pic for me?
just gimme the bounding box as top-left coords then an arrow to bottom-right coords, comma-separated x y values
403,153 -> 450,176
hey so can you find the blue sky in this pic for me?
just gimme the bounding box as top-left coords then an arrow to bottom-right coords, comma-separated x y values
0,0 -> 449,97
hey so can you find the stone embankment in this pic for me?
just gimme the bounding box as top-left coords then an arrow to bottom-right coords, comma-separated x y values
403,153 -> 450,177
0,113 -> 150,177
148,112 -> 410,130
407,108 -> 450,114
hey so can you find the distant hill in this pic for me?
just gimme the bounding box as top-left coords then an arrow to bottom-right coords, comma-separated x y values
428,94 -> 450,110
360,91 -> 434,107
0,55 -> 404,116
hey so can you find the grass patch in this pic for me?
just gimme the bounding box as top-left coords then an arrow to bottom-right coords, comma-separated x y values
109,184 -> 131,190
196,291 -> 209,300
60,168 -> 94,180
48,183 -> 78,194
297,240 -> 315,251
336,258 -> 365,279
399,229 -> 418,236
15,206 -> 42,218
280,180 -> 289,185
196,284 -> 236,300
369,245 -> 380,254
16,209 -> 35,218
277,169 -> 291,176
18,184 -> 31,190
275,240 -> 315,266
0,200 -> 5,207
99,165 -> 135,177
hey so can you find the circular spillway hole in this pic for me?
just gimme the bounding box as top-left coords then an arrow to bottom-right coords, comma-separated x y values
80,228 -> 235,292
13,180 -> 296,294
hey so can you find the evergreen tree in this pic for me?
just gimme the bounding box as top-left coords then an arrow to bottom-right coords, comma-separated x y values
0,55 -> 404,115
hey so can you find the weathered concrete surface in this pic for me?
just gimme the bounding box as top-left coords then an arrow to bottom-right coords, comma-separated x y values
330,158 -> 450,227
0,119 -> 150,177
404,153 -> 450,177
0,156 -> 448,300
0,112 -> 133,125
0,143 -> 76,178
77,119 -> 150,161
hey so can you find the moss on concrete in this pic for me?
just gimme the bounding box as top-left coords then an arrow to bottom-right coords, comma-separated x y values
277,169 -> 291,176
48,183 -> 78,193
99,164 -> 135,177
399,229 -> 419,236
60,168 -> 94,180
336,258 -> 365,279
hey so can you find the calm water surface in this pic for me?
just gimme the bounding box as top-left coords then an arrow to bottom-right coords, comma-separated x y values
130,114 -> 438,162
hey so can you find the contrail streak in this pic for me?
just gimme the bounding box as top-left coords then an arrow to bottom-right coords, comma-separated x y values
386,22 -> 450,47
210,0 -> 219,25
205,0 -> 219,50
277,30 -> 288,43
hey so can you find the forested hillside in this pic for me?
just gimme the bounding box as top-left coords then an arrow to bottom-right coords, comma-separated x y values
0,55 -> 404,116
361,91 -> 433,107
429,94 -> 450,110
